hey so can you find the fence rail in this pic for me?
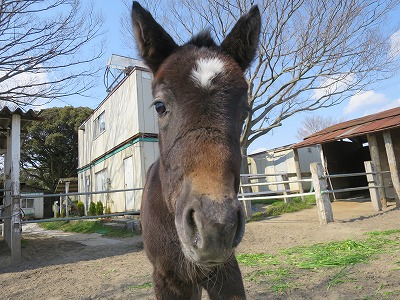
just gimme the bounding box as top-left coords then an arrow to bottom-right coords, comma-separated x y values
238,172 -> 314,219
21,211 -> 140,224
322,171 -> 390,179
238,191 -> 315,202
240,178 -> 312,188
20,187 -> 144,199
310,161 -> 398,225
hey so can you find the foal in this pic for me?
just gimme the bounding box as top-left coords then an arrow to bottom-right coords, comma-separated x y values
131,2 -> 261,299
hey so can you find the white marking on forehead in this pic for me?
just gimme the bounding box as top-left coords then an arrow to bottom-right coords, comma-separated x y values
190,57 -> 225,89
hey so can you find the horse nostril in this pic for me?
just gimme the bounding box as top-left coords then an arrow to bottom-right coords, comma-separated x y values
233,207 -> 245,247
186,209 -> 200,248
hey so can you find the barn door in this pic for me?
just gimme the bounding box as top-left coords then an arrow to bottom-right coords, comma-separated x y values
124,156 -> 135,210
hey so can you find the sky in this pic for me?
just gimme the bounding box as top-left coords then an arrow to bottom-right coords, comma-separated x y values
42,1 -> 400,154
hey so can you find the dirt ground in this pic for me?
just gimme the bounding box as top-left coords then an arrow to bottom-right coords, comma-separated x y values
1,200 -> 400,299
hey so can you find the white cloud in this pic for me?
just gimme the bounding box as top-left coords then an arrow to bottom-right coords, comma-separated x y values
362,97 -> 400,116
313,73 -> 354,100
344,90 -> 400,117
0,68 -> 49,107
344,90 -> 387,114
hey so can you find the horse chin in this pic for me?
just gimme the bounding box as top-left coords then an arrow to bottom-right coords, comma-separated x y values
182,244 -> 234,268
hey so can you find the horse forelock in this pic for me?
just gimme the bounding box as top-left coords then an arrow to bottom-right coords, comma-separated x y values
186,30 -> 217,48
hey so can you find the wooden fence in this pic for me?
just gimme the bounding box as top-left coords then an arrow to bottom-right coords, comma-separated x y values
239,161 -> 395,224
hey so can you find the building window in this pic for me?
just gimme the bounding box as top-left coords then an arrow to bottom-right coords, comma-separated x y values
93,111 -> 105,138
21,198 -> 34,208
95,169 -> 107,192
95,169 -> 107,204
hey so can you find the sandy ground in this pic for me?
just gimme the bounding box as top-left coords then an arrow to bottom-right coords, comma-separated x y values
0,200 -> 400,299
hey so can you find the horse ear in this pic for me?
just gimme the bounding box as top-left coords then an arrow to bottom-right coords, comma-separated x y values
131,2 -> 178,73
220,6 -> 261,71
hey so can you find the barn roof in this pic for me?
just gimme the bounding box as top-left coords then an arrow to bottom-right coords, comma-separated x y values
292,106 -> 400,149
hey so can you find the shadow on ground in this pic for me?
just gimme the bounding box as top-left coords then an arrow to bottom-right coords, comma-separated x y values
0,233 -> 143,273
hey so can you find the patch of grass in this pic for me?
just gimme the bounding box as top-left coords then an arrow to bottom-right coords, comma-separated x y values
282,239 -> 383,269
39,220 -> 135,237
270,282 -> 292,293
251,199 -> 281,206
248,196 -> 315,222
127,282 -> 153,289
327,266 -> 357,290
382,290 -> 400,298
237,253 -> 280,267
366,229 -> 400,236
21,238 -> 29,247
238,229 -> 400,294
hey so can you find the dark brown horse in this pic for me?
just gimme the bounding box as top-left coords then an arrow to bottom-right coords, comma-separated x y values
131,2 -> 260,299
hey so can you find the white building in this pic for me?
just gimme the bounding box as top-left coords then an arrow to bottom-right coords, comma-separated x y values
247,145 -> 321,193
77,60 -> 159,213
20,193 -> 44,219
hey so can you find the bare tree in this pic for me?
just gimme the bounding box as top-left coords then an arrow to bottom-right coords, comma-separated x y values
296,115 -> 346,140
123,0 -> 400,171
0,0 -> 104,108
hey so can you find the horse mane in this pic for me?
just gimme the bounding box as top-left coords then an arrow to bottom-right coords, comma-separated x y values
186,30 -> 217,48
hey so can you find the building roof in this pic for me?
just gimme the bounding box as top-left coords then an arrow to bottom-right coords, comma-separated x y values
0,106 -> 42,153
292,106 -> 400,149
79,59 -> 150,129
0,106 -> 42,130
55,177 -> 79,194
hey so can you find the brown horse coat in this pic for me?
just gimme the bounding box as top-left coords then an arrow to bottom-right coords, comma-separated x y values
131,2 -> 261,299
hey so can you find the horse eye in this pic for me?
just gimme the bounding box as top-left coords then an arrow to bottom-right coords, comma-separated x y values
154,101 -> 166,115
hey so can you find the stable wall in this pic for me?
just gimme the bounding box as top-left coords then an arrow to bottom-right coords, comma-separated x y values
248,146 -> 320,192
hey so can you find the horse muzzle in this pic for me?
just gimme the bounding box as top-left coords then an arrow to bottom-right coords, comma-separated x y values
175,194 -> 245,267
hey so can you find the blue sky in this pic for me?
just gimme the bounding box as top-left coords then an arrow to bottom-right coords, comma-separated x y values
45,1 -> 400,154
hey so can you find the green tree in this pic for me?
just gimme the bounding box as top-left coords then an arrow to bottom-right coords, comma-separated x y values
21,106 -> 92,191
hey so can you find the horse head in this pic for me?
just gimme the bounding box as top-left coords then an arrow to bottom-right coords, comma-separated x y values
132,1 -> 261,268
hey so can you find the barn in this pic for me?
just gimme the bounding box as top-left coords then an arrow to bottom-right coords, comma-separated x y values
77,58 -> 159,213
292,107 -> 400,205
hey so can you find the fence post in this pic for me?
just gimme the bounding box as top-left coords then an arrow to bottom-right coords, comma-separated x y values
240,175 -> 253,219
383,131 -> 400,208
364,161 -> 382,212
293,148 -> 305,201
367,134 -> 387,207
242,199 -> 252,220
281,174 -> 291,204
65,181 -> 70,218
10,113 -> 21,263
310,162 -> 334,225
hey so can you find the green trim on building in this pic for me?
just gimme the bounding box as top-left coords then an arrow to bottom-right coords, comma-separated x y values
78,137 -> 158,174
